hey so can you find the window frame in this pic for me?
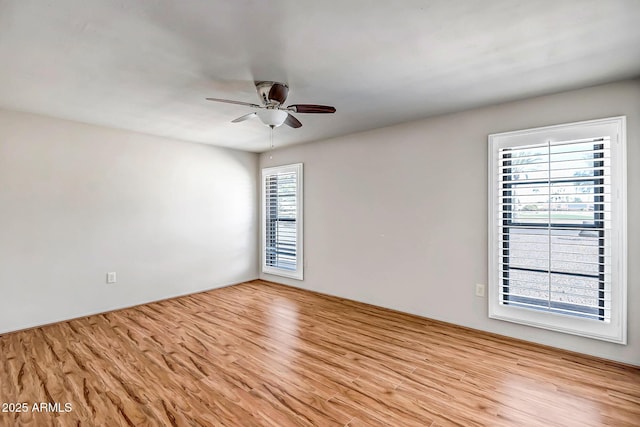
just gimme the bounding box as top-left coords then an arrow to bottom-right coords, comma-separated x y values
261,163 -> 304,280
488,117 -> 627,344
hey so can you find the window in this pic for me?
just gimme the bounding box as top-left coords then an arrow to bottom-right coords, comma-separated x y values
262,163 -> 303,280
488,117 -> 626,343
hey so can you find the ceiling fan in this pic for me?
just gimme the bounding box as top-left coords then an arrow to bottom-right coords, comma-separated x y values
206,81 -> 336,129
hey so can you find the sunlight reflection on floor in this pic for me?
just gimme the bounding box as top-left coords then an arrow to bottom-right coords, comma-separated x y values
265,298 -> 300,372
497,375 -> 602,426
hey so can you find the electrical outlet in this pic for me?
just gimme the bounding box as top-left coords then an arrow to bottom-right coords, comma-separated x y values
475,283 -> 485,297
107,272 -> 117,284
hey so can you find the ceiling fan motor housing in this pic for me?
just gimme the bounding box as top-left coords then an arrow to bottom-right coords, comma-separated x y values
256,81 -> 289,106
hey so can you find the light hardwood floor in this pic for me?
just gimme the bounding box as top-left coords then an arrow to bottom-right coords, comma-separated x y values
1,280 -> 639,426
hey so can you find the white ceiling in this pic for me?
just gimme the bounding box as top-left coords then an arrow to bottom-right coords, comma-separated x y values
1,0 -> 639,152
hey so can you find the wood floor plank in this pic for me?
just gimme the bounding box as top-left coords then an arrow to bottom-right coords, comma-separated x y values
1,279 -> 639,426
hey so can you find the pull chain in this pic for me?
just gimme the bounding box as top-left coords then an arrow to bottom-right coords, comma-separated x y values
269,125 -> 274,159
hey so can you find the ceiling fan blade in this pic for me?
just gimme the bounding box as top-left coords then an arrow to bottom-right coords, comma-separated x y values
287,104 -> 336,114
231,112 -> 257,123
284,113 -> 302,128
206,97 -> 260,108
268,83 -> 289,104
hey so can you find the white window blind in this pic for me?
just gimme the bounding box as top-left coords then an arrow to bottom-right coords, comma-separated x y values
488,117 -> 626,343
499,137 -> 610,320
262,163 -> 303,280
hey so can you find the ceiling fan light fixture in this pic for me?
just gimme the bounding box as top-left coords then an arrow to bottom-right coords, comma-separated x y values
256,109 -> 288,127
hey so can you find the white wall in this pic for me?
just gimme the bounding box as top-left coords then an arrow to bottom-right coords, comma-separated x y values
260,79 -> 640,366
0,109 -> 258,334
